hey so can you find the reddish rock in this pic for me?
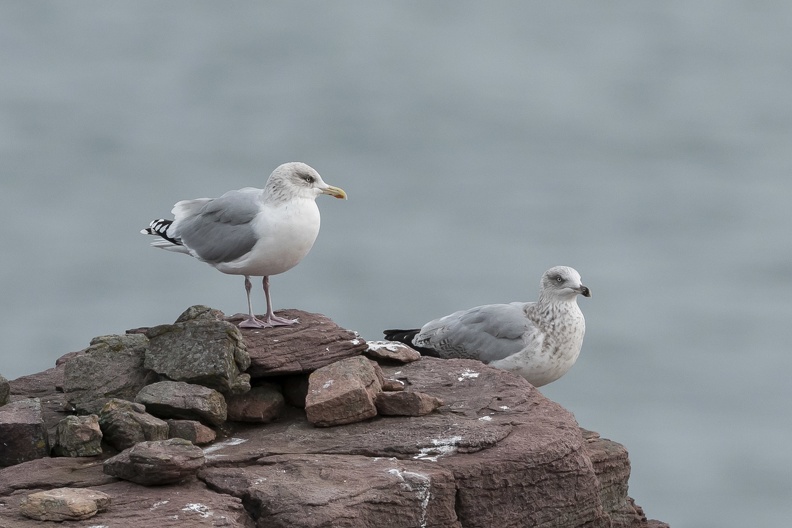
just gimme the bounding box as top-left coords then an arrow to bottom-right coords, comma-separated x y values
167,419 -> 217,445
375,390 -> 444,416
365,340 -> 422,363
103,438 -> 206,486
305,356 -> 382,427
0,398 -> 50,468
201,454 -> 460,528
235,309 -> 368,377
226,383 -> 285,423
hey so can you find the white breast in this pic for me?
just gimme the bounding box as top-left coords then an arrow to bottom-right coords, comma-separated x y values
213,199 -> 321,276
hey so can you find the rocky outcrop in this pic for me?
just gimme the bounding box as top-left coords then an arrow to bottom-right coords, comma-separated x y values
0,306 -> 667,528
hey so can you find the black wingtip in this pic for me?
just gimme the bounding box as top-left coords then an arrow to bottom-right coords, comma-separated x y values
382,329 -> 439,357
142,218 -> 182,245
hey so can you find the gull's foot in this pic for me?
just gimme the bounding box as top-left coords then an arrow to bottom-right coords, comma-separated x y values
231,313 -> 299,328
266,313 -> 300,326
237,315 -> 271,329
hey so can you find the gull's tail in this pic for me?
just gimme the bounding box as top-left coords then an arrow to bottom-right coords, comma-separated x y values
141,219 -> 191,254
382,329 -> 439,357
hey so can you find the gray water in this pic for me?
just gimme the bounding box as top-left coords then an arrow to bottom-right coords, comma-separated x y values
2,2 -> 791,526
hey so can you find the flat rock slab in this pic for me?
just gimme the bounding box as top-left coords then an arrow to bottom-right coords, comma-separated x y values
136,380 -> 227,426
0,398 -> 50,468
103,438 -> 206,486
0,457 -> 114,497
201,454 -> 460,528
234,309 -> 368,377
19,487 -> 110,521
0,479 -> 253,528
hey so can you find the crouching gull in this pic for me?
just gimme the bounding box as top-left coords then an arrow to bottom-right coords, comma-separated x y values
384,266 -> 591,387
141,162 -> 347,328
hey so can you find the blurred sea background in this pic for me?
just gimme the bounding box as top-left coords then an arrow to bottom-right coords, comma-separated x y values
2,2 -> 791,526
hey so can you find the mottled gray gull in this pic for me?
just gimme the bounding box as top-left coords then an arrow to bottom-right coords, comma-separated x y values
384,266 -> 591,387
142,162 -> 347,328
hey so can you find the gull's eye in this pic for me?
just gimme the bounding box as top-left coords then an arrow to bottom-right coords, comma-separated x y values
555,276 -> 564,283
300,173 -> 315,184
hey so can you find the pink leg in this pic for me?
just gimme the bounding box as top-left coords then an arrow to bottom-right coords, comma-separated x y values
237,275 -> 269,328
261,276 -> 298,326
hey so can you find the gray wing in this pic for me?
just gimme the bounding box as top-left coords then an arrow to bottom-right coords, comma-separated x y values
175,190 -> 261,264
414,302 -> 536,363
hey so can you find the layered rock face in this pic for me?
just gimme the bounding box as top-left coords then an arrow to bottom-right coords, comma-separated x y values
0,306 -> 668,528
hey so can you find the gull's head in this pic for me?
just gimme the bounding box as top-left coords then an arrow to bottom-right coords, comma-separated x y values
267,162 -> 347,201
539,266 -> 591,301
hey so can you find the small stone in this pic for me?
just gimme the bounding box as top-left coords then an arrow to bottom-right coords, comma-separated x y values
382,378 -> 406,392
135,380 -> 227,426
52,414 -> 103,457
0,398 -> 50,467
305,356 -> 382,427
103,438 -> 206,485
375,391 -> 444,416
20,487 -> 110,521
167,419 -> 217,445
98,398 -> 169,451
226,384 -> 285,423
365,340 -> 422,363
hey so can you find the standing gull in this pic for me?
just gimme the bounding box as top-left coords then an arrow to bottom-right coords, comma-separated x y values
384,266 -> 591,387
141,162 -> 347,328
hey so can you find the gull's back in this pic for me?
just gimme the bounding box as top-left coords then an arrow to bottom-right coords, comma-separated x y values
414,302 -> 537,363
